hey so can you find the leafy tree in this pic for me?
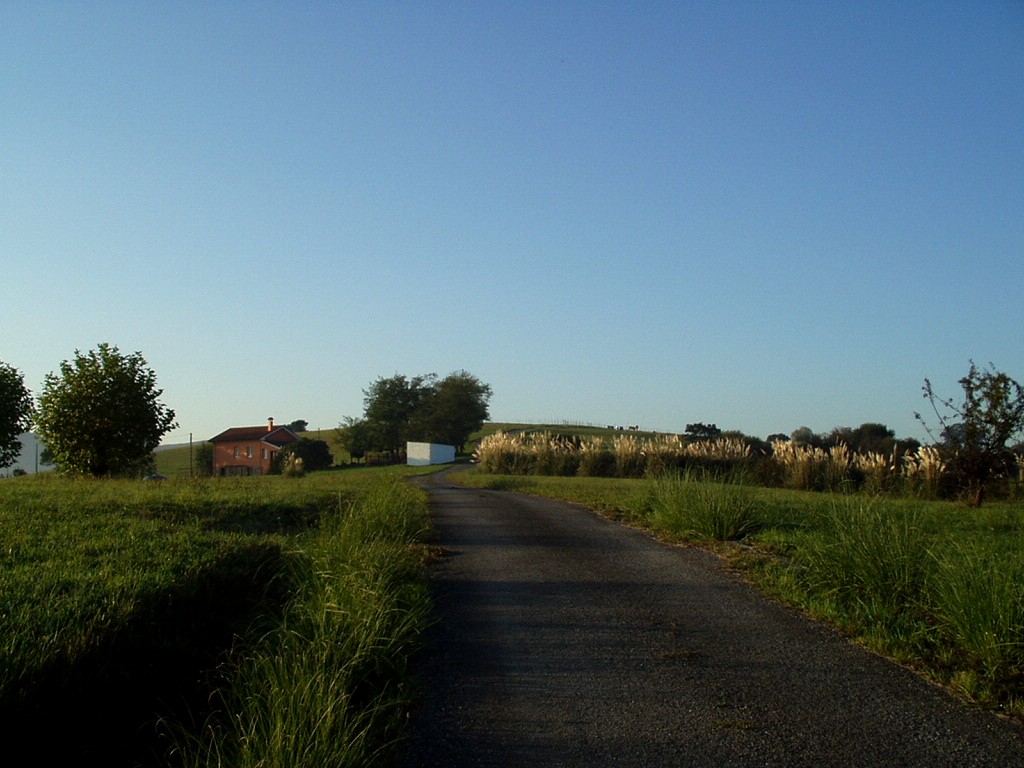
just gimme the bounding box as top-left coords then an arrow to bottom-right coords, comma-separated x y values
789,426 -> 825,448
271,438 -> 333,474
35,344 -> 177,477
300,438 -> 334,471
828,423 -> 886,452
194,442 -> 214,477
826,423 -> 891,453
335,416 -> 374,463
722,429 -> 767,454
916,361 -> 1024,506
362,373 -> 434,453
286,419 -> 309,434
822,423 -> 919,458
899,436 -> 923,455
414,370 -> 493,451
685,422 -> 721,441
350,370 -> 493,455
0,360 -> 33,469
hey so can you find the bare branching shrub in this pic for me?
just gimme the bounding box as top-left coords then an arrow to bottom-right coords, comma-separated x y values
917,362 -> 1024,506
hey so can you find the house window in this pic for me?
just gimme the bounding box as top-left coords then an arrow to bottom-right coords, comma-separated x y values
233,446 -> 239,459
246,446 -> 253,458
262,448 -> 268,460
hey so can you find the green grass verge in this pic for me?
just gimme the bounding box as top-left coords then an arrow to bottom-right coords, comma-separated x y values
0,467 -> 435,766
172,475 -> 431,767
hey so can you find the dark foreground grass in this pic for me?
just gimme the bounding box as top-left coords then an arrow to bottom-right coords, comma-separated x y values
456,469 -> 1024,719
0,467 -> 434,767
171,476 -> 431,768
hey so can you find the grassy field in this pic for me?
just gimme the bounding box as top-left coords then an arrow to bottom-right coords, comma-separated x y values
0,466 -> 437,767
154,442 -> 200,477
455,469 -> 1024,720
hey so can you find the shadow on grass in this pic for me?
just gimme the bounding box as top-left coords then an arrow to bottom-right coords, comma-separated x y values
1,543 -> 291,768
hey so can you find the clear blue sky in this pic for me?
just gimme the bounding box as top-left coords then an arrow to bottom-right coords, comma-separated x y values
3,2 -> 1022,445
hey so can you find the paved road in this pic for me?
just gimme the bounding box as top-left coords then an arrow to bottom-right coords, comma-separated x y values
394,470 -> 1024,767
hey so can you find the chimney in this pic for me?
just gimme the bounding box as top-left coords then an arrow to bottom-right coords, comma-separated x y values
268,417 -> 274,432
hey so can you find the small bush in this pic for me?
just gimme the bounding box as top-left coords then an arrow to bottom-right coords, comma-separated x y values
174,477 -> 430,768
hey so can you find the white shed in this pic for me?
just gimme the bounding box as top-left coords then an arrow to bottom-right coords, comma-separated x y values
406,442 -> 456,466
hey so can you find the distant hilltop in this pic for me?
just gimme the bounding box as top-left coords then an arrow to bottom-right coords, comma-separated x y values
154,442 -> 192,452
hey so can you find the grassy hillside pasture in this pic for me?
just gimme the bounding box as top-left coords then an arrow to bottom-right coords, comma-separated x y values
154,442 -> 200,477
456,469 -> 1024,719
0,467 -> 435,767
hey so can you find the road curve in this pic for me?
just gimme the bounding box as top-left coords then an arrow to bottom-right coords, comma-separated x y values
393,470 -> 1024,767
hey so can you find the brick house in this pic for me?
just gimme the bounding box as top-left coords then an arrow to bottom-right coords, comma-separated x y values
209,418 -> 301,476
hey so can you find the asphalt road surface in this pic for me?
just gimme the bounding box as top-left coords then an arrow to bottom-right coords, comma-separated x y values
394,470 -> 1024,767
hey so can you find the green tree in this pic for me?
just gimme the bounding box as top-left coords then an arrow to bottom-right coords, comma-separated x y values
362,373 -> 433,453
917,361 -> 1024,506
335,416 -> 374,463
685,422 -> 721,441
827,423 -> 891,453
825,423 -> 920,457
351,370 -> 493,455
35,344 -> 177,477
0,360 -> 33,469
194,442 -> 214,477
271,438 -> 333,474
415,370 -> 493,451
790,426 -> 823,447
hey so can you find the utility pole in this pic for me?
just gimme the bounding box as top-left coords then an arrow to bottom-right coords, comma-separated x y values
189,433 -> 193,478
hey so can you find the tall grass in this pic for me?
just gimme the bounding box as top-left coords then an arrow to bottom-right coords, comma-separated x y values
174,477 -> 431,768
798,498 -> 933,632
472,430 -> 1024,501
0,468 -> 434,766
928,538 -> 1024,693
473,430 -> 753,479
645,471 -> 764,541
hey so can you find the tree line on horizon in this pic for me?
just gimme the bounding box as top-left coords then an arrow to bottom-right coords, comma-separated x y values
1,346 -> 1022,505
683,420 -> 922,456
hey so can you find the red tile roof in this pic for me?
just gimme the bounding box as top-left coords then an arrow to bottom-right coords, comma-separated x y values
209,425 -> 301,446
